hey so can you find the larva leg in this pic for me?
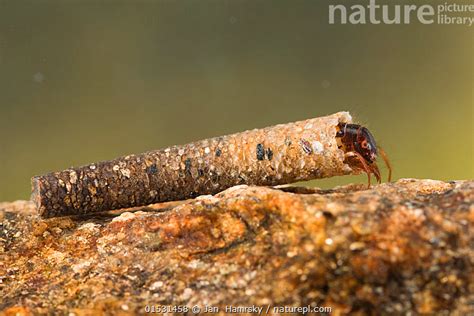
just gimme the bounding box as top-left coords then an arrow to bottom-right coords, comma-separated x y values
378,146 -> 392,182
370,162 -> 382,184
346,152 -> 372,188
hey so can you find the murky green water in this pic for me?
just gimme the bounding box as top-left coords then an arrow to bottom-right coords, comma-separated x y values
0,1 -> 472,200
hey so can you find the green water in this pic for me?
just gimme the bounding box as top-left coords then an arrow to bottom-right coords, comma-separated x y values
0,1 -> 472,201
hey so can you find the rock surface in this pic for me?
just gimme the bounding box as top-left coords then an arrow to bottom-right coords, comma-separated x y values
0,179 -> 472,315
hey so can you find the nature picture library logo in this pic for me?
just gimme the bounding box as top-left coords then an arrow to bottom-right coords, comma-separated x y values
329,0 -> 474,26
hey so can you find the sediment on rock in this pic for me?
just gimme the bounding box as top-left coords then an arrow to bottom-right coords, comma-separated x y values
1,179 -> 473,315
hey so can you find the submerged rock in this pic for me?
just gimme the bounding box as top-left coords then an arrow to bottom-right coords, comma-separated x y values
0,179 -> 472,315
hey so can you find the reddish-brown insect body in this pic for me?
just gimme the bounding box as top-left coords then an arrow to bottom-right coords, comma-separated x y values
336,123 -> 392,187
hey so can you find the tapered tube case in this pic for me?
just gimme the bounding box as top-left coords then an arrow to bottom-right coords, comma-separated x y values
32,112 -> 356,217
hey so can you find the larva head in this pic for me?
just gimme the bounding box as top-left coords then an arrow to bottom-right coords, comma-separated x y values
336,123 -> 378,163
356,126 -> 378,163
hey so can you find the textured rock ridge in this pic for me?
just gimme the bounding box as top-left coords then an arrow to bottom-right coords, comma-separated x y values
0,179 -> 473,315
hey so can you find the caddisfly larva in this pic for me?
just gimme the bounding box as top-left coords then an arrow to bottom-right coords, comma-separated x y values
32,112 -> 391,218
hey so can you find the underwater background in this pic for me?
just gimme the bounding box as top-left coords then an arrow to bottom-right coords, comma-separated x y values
0,0 -> 472,200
